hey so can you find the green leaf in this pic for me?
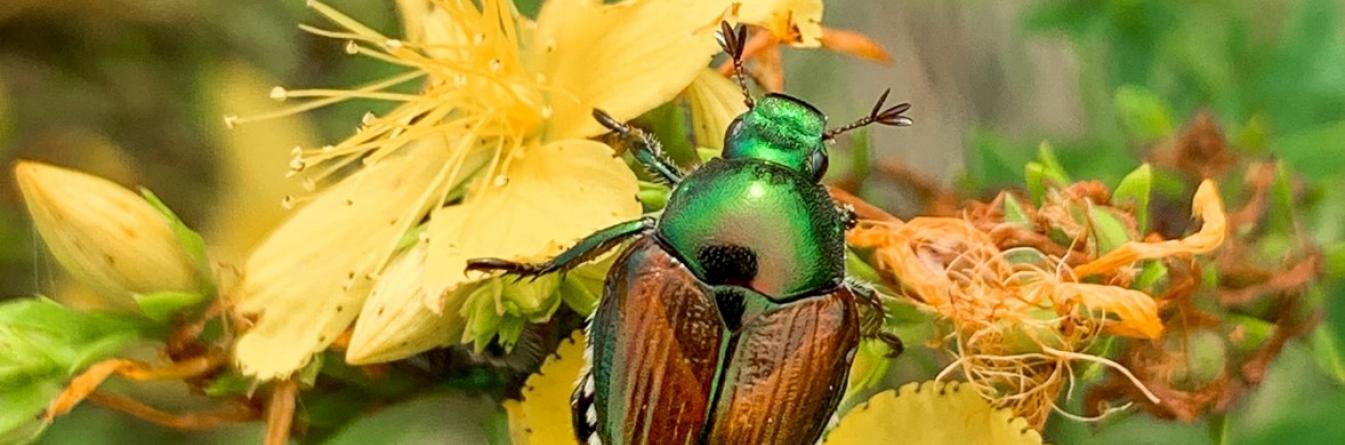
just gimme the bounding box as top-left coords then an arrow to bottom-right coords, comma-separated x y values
1115,86 -> 1175,143
0,298 -> 149,442
1265,162 -> 1298,237
1310,327 -> 1345,385
963,128 -> 1029,190
139,189 -> 215,296
0,377 -> 60,444
322,394 -> 503,445
131,291 -> 206,324
1277,121 -> 1345,180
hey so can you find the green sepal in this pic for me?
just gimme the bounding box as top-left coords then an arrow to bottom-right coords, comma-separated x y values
496,315 -> 525,351
1224,314 -> 1274,354
1172,330 -> 1227,390
298,353 -> 324,388
845,250 -> 884,284
1036,142 -> 1071,183
202,370 -> 257,398
499,274 -> 562,322
1024,151 -> 1069,205
1114,85 -> 1174,144
638,180 -> 670,211
394,223 -> 428,252
139,189 -> 214,297
460,280 -> 504,353
1113,163 -> 1153,233
1025,162 -> 1048,204
132,291 -> 207,324
1002,194 -> 1032,226
1078,336 -> 1117,382
558,260 -> 606,318
1134,260 -> 1169,292
1088,206 -> 1132,254
843,337 -> 893,403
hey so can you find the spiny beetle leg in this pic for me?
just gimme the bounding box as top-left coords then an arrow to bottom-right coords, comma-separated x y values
465,217 -> 656,280
591,109 -> 685,185
845,277 -> 904,357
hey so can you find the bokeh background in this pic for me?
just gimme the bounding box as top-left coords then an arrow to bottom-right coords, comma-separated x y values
2,0 -> 1343,443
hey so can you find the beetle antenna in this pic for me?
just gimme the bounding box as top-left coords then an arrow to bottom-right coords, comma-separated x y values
717,21 -> 755,109
823,89 -> 913,141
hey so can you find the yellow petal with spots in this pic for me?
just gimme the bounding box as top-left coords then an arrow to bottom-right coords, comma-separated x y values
422,139 -> 640,311
232,140 -> 455,380
505,331 -> 586,445
345,244 -> 474,365
737,0 -> 824,47
533,0 -> 734,140
824,381 -> 1042,445
685,68 -> 748,150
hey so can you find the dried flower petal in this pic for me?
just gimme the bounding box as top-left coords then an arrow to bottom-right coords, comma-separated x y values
1073,180 -> 1226,278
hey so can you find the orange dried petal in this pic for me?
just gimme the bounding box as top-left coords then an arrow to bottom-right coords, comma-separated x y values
1073,180 -> 1226,278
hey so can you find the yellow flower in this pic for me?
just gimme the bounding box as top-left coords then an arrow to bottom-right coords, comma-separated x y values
14,161 -> 203,309
824,381 -> 1042,445
229,0 -> 830,379
506,333 -> 1041,445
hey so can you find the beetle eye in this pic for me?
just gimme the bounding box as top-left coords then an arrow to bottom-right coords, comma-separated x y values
808,149 -> 829,181
722,117 -> 745,153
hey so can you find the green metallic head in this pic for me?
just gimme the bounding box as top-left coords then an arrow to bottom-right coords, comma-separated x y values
723,94 -> 831,181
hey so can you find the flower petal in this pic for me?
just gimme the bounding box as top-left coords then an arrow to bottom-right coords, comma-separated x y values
1073,180 -> 1226,277
1054,282 -> 1163,339
422,139 -> 640,310
346,244 -> 472,365
533,0 -> 733,139
824,381 -> 1042,445
232,140 -> 454,380
685,68 -> 748,150
737,0 -> 824,47
504,331 -> 586,445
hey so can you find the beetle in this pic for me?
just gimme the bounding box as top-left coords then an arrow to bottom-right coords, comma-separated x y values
467,22 -> 911,445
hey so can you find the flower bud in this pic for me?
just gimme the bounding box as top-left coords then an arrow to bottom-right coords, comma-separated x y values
14,161 -> 201,307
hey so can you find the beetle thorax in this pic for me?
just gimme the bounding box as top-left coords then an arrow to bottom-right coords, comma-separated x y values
722,94 -> 829,179
655,158 -> 846,301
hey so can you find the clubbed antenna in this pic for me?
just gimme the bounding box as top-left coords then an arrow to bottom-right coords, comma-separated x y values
716,21 -> 755,109
823,89 -> 913,141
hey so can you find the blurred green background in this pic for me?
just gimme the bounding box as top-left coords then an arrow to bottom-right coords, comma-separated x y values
2,0 -> 1343,443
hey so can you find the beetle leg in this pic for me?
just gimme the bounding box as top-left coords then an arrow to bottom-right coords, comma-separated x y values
466,217 -> 656,279
844,277 -> 904,357
593,109 -> 685,185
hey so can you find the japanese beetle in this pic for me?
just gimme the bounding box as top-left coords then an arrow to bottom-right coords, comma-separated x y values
468,22 -> 911,445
